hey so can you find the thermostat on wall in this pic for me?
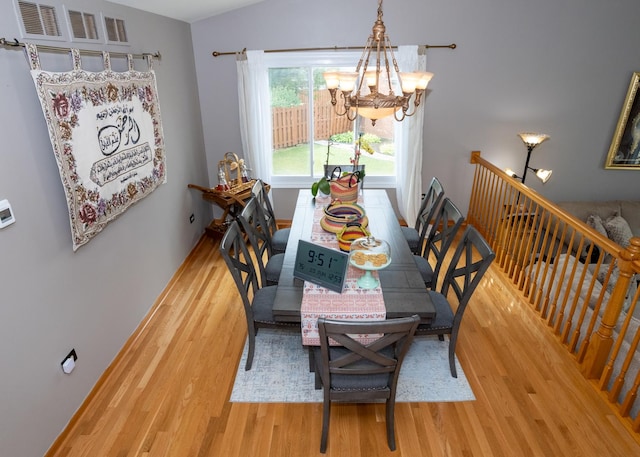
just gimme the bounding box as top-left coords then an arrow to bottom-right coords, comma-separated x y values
0,199 -> 16,228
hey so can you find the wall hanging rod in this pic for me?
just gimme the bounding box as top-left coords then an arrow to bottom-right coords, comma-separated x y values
0,37 -> 161,60
212,43 -> 456,57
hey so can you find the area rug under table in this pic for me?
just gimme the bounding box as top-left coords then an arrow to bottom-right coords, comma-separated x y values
230,329 -> 475,403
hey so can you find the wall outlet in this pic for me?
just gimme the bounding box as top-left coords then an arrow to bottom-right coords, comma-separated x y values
61,349 -> 78,374
189,213 -> 195,224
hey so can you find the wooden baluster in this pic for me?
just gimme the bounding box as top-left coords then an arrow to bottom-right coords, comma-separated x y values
609,263 -> 640,407
582,237 -> 640,379
576,252 -> 609,362
618,300 -> 640,416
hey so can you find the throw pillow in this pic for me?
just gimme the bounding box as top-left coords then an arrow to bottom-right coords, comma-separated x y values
586,214 -> 607,237
582,214 -> 608,261
604,212 -> 633,248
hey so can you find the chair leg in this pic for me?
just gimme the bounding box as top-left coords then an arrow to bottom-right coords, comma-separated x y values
320,394 -> 331,453
448,334 -> 458,378
245,330 -> 256,371
386,398 -> 396,451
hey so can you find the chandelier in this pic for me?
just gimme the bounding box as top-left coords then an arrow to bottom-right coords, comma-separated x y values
323,0 -> 433,126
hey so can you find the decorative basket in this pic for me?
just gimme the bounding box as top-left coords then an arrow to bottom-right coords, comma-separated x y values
323,201 -> 365,222
329,172 -> 359,203
320,201 -> 368,233
337,222 -> 371,252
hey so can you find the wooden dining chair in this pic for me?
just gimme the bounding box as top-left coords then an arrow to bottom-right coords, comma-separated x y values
416,225 -> 495,377
401,176 -> 445,255
238,196 -> 283,287
313,315 -> 420,453
413,198 -> 465,290
219,220 -> 299,370
251,179 -> 290,254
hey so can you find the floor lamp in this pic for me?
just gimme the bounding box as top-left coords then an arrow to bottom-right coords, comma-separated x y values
505,132 -> 552,184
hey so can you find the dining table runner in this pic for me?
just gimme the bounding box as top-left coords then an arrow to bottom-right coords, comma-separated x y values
300,195 -> 386,345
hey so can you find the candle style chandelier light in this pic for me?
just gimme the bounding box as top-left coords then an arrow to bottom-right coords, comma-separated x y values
323,0 -> 433,126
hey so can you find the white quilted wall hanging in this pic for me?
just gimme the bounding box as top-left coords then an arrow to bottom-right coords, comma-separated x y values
27,43 -> 166,250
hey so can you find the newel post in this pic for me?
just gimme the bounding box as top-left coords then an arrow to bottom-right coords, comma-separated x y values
582,237 -> 640,379
467,151 -> 482,225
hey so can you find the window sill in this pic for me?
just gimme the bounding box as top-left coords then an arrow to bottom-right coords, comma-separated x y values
269,176 -> 396,189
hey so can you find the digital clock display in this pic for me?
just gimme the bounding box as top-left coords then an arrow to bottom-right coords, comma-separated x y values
293,240 -> 348,293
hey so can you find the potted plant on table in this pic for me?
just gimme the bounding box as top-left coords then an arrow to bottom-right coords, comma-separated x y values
311,176 -> 331,197
311,140 -> 335,197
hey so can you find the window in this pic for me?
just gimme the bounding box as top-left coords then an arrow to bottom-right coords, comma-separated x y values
264,52 -> 397,188
15,1 -> 63,40
103,15 -> 128,43
67,9 -> 99,41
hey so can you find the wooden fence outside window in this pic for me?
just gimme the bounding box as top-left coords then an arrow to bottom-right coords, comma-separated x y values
271,91 -> 394,149
272,91 -> 351,149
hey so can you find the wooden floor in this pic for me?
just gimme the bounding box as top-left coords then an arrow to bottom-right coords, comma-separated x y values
48,234 -> 640,457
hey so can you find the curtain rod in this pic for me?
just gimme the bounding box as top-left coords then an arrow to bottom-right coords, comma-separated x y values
212,43 -> 456,57
0,37 -> 161,60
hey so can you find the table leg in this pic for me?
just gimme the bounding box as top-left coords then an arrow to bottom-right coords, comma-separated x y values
308,346 -> 315,372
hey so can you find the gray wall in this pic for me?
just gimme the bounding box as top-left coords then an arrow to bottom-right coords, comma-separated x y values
0,1 -> 208,455
191,0 -> 640,220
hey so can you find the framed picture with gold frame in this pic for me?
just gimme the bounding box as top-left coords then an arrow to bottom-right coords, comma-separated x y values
605,72 -> 640,169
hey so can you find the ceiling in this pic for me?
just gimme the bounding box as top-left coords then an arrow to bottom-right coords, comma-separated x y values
107,0 -> 264,23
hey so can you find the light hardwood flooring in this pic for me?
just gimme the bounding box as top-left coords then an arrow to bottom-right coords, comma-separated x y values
48,234 -> 640,456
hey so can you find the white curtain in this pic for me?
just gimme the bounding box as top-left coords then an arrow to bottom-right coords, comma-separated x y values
395,45 -> 426,226
236,50 -> 271,181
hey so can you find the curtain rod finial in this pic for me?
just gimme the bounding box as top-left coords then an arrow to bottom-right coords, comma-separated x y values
0,38 -> 22,47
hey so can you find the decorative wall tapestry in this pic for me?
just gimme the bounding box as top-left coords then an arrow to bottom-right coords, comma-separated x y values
26,44 -> 166,250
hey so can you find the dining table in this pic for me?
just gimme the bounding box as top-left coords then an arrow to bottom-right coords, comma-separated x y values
273,189 -> 436,344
